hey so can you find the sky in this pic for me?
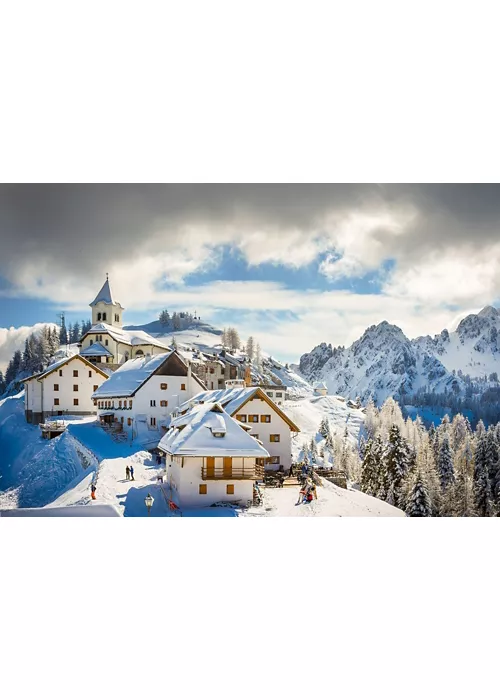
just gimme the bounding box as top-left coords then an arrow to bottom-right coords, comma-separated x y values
0,183 -> 499,371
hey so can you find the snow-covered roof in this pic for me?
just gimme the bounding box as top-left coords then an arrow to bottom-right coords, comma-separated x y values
314,381 -> 328,390
158,402 -> 270,458
92,352 -> 174,398
177,386 -> 301,432
80,341 -> 113,357
84,322 -> 169,350
90,278 -> 123,308
22,354 -> 109,383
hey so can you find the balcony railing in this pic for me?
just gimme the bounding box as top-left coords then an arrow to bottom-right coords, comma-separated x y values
201,464 -> 264,481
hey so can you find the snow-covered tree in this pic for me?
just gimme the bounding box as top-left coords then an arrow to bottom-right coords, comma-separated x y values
319,417 -> 330,439
364,397 -> 379,438
246,336 -> 255,361
228,328 -> 241,352
406,470 -> 432,517
384,425 -> 410,508
474,433 -> 494,517
437,435 -> 454,491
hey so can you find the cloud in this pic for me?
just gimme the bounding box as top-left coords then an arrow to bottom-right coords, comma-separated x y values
0,323 -> 53,373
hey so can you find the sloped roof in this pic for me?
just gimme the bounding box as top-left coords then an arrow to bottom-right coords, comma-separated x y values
83,322 -> 169,349
22,354 -> 109,383
80,341 -> 113,357
177,386 -> 300,432
91,350 -> 206,399
92,352 -> 174,398
158,403 -> 270,457
90,278 -> 123,307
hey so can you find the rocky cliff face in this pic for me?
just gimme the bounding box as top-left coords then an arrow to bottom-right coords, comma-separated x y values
298,307 -> 500,404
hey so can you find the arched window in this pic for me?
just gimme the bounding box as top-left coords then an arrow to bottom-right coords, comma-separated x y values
135,349 -> 144,357
97,312 -> 102,321
102,313 -> 107,321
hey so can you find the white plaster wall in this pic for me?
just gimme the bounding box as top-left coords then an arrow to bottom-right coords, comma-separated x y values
169,455 -> 254,508
92,301 -> 122,327
234,397 -> 292,470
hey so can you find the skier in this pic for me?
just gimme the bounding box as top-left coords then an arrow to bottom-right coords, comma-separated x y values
130,465 -> 135,481
90,483 -> 96,500
125,466 -> 130,481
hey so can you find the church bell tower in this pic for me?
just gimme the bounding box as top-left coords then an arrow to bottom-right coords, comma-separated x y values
90,275 -> 125,328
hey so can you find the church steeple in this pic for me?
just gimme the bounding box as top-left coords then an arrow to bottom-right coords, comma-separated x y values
90,276 -> 124,328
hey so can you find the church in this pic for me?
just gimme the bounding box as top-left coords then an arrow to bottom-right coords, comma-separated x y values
79,276 -> 169,367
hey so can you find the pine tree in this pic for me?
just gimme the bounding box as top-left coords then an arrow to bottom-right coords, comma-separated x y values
228,328 -> 241,352
406,470 -> 432,517
59,318 -> 68,345
361,439 -> 378,496
437,435 -> 454,490
485,428 -> 500,508
474,434 -> 494,517
309,437 -> 318,464
72,321 -> 81,343
246,336 -> 255,361
0,370 -> 5,396
319,417 -> 330,439
384,425 -> 410,508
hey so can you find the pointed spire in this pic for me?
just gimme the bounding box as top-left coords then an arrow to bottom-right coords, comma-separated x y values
90,277 -> 119,307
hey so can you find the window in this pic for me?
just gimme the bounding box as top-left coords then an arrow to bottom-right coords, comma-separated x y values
102,313 -> 107,321
121,416 -> 124,424
115,314 -> 119,323
181,383 -> 186,391
236,414 -> 247,422
261,415 -> 271,423
269,456 -> 280,464
74,398 -> 79,406
127,418 -> 132,426
160,383 -> 168,390
270,434 -> 280,442
93,385 -> 98,392
226,484 -> 235,495
150,400 -> 156,407
160,400 -> 168,408
73,385 -> 78,392
209,368 -> 214,374
276,392 -> 283,398
97,313 -> 102,321
199,484 -> 207,495
212,431 -> 225,438
119,400 -> 122,408
54,384 -> 59,391
54,398 -> 60,406
248,415 -> 259,423
150,417 -> 157,427
73,370 -> 78,377
129,400 -> 133,408
105,339 -> 109,346
59,369 -> 63,377
266,392 -> 273,397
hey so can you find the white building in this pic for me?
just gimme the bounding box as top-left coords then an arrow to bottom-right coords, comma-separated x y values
257,385 -> 287,406
79,277 -> 169,365
176,386 -> 300,471
158,402 -> 269,508
313,381 -> 328,396
23,354 -> 109,424
92,350 -> 206,445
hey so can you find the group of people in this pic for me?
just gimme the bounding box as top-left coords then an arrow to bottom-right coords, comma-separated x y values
298,478 -> 317,504
125,465 -> 135,481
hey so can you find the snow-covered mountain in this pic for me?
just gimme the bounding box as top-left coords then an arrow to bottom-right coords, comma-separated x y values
298,306 -> 500,406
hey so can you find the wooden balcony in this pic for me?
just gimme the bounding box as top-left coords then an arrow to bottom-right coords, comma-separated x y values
201,464 -> 264,481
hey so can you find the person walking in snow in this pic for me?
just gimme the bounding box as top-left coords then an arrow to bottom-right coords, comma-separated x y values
125,466 -> 130,481
130,465 -> 135,481
90,483 -> 97,500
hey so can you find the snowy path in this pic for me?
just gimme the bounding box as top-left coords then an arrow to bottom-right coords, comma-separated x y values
244,479 -> 404,517
51,452 -> 168,516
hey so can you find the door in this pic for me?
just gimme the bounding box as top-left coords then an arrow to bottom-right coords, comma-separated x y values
223,457 -> 232,478
206,456 -> 215,478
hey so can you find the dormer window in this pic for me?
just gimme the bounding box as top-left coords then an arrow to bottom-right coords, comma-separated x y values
212,430 -> 226,438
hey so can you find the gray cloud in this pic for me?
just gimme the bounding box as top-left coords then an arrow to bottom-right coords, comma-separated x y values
0,184 -> 500,298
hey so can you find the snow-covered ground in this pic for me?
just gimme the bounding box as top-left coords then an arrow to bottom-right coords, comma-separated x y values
283,394 -> 365,459
244,478 -> 403,517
